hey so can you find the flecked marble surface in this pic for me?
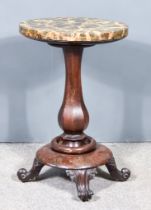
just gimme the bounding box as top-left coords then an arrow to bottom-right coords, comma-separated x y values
19,17 -> 128,43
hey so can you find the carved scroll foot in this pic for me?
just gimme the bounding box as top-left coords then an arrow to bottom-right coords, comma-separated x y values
17,158 -> 44,182
106,157 -> 130,181
66,168 -> 96,201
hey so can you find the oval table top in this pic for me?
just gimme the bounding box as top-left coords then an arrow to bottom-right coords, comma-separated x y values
19,17 -> 128,43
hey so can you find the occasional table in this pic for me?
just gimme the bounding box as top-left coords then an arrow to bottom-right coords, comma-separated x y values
17,17 -> 130,201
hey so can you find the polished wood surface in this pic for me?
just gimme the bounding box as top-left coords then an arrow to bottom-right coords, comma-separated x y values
59,46 -> 88,133
17,18 -> 130,201
37,144 -> 112,169
50,45 -> 96,154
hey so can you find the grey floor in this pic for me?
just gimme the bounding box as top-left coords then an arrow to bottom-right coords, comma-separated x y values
0,143 -> 151,210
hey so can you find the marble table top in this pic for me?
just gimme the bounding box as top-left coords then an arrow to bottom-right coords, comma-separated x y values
19,17 -> 128,43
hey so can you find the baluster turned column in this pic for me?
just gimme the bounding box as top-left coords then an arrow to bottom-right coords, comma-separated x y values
51,45 -> 96,154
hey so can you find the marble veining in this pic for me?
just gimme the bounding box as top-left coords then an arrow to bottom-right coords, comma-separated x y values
19,17 -> 128,42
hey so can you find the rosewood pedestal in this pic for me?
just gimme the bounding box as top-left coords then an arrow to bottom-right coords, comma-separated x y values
17,17 -> 130,201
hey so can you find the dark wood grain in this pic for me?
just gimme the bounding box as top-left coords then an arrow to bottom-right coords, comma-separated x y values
59,46 -> 88,132
50,45 -> 97,154
37,144 -> 112,169
66,168 -> 97,201
17,42 -> 130,202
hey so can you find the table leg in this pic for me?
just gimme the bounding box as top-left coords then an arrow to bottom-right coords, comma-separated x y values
66,168 -> 97,201
105,156 -> 130,181
17,158 -> 44,182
